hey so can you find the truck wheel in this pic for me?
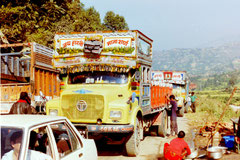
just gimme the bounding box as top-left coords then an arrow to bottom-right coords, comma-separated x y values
178,107 -> 184,117
184,104 -> 189,113
158,110 -> 167,137
125,117 -> 142,156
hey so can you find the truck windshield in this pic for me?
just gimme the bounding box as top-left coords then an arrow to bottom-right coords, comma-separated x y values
69,71 -> 128,84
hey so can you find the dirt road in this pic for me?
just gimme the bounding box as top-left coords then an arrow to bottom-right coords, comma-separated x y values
97,115 -> 240,160
97,116 -> 190,160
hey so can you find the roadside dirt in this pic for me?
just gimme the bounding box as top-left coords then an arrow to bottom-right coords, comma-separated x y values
97,116 -> 240,160
97,116 -> 190,160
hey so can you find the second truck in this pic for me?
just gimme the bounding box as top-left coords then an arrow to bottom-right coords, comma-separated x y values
46,30 -> 171,156
152,70 -> 189,117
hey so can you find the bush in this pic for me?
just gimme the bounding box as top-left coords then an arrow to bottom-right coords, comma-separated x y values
187,91 -> 239,126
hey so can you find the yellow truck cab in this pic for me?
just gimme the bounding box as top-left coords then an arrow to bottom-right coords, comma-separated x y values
46,30 -> 169,156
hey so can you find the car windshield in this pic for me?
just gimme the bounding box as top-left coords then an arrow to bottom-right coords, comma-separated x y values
1,127 -> 23,159
68,71 -> 128,84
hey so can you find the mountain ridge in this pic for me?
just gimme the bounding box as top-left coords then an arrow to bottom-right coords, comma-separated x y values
152,42 -> 240,77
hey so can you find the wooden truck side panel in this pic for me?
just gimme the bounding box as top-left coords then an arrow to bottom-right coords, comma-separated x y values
0,43 -> 60,113
34,68 -> 60,99
0,83 -> 31,102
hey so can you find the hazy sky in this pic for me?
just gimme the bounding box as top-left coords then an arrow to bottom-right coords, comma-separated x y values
81,0 -> 240,51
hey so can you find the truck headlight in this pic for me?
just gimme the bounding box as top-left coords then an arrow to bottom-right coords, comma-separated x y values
49,109 -> 58,116
110,111 -> 122,119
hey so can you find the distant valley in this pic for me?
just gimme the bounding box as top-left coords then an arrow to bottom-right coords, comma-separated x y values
152,42 -> 240,77
152,42 -> 240,90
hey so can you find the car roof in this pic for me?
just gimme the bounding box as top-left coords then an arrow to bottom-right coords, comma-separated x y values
0,115 -> 67,128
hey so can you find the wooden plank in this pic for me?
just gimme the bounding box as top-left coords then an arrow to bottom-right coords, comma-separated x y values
50,72 -> 54,98
44,71 -> 46,96
44,71 -> 49,96
7,86 -> 10,101
46,72 -> 51,96
1,86 -> 4,101
0,73 -> 27,83
11,57 -> 14,73
39,70 -> 43,95
0,83 -> 29,86
53,73 -> 56,96
4,56 -> 8,74
35,53 -> 52,66
42,70 -> 45,96
12,85 -> 17,101
21,61 -> 24,77
1,52 -> 31,57
35,65 -> 59,72
1,87 -> 7,101
0,42 -> 32,48
0,83 -> 31,101
30,44 -> 35,82
37,69 -> 40,96
34,68 -> 37,95
16,59 -> 19,76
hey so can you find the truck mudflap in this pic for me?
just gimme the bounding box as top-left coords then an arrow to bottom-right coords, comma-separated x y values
87,125 -> 134,133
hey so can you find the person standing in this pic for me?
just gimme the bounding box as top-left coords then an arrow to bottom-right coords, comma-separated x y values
9,92 -> 37,114
169,95 -> 178,136
164,131 -> 191,160
190,92 -> 197,113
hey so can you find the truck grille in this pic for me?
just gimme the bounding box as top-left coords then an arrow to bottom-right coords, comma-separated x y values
61,94 -> 104,121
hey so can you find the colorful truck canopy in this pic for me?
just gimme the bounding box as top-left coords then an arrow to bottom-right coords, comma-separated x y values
53,30 -> 153,73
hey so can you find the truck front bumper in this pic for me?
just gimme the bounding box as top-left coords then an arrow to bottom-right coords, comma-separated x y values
74,124 -> 134,133
87,124 -> 134,133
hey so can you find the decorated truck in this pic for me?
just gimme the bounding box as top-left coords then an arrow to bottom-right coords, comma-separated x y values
0,43 -> 60,114
151,70 -> 189,117
46,30 -> 171,156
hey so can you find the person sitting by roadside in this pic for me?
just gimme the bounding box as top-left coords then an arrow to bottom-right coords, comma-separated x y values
9,92 -> 37,114
164,131 -> 191,160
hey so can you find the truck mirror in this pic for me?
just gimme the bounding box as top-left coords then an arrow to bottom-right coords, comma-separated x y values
132,92 -> 136,103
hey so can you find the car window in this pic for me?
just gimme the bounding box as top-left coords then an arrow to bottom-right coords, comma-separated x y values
26,126 -> 53,160
50,122 -> 80,158
1,127 -> 23,160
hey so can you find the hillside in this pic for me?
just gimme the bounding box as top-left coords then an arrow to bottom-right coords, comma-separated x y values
191,70 -> 240,90
152,42 -> 240,76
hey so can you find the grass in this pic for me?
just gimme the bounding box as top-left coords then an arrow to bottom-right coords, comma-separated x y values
186,89 -> 239,128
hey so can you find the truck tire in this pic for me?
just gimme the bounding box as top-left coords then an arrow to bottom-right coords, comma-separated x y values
125,117 -> 142,156
158,110 -> 167,137
178,107 -> 184,117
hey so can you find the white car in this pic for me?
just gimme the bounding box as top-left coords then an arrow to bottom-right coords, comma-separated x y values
0,115 -> 98,160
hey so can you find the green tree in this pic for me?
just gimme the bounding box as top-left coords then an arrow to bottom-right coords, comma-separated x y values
103,11 -> 129,31
1,1 -> 129,47
0,0 -> 67,44
74,7 -> 102,32
0,3 -> 39,43
228,74 -> 238,88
